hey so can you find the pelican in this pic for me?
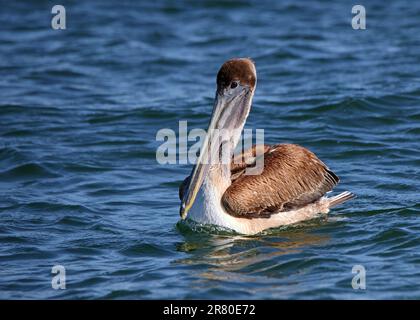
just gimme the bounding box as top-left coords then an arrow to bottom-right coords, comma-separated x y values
179,58 -> 354,235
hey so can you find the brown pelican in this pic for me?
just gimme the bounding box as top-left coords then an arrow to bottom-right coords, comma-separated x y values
179,58 -> 354,235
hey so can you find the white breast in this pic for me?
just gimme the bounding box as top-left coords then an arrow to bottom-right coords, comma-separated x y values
187,178 -> 330,235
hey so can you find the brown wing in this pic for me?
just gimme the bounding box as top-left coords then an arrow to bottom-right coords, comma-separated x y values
230,144 -> 271,181
221,144 -> 339,218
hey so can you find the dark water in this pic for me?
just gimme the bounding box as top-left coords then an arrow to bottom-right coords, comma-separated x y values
1,0 -> 419,299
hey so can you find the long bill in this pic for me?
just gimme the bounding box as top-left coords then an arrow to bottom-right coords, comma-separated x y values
180,86 -> 252,219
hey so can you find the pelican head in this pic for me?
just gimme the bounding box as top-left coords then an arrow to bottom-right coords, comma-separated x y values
180,58 -> 257,219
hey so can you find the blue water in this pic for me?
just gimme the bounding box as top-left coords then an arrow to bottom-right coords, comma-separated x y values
1,0 -> 419,299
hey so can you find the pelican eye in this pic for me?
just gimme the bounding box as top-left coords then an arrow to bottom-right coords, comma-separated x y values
230,81 -> 239,89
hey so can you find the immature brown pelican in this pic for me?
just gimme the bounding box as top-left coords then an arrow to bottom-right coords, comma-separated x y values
179,58 -> 354,235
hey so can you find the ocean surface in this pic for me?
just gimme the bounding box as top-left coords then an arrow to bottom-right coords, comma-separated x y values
0,0 -> 419,299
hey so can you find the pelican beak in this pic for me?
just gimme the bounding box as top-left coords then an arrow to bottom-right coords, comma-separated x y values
180,84 -> 253,220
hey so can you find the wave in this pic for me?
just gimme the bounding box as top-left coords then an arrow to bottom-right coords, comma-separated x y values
0,163 -> 58,180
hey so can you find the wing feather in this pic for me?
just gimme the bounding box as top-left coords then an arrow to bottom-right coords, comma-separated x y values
221,144 -> 339,218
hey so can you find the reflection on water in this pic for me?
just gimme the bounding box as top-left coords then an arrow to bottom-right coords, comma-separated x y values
175,221 -> 331,298
176,220 -> 330,276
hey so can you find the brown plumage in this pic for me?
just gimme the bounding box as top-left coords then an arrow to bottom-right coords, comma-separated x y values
222,144 -> 339,218
216,58 -> 256,93
180,143 -> 339,219
230,144 -> 271,178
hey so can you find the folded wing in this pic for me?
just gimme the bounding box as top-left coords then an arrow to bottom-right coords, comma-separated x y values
221,144 -> 339,218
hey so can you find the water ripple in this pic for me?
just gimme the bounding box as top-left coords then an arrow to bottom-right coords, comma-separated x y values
1,0 -> 420,300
